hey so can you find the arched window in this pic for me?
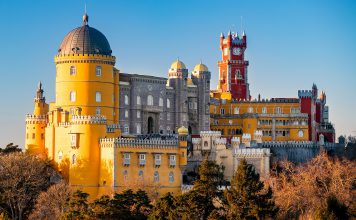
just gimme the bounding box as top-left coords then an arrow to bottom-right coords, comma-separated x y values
95,91 -> 101,102
72,154 -> 76,165
124,95 -> 129,105
262,107 -> 267,114
125,110 -> 129,118
138,170 -> 144,180
159,97 -> 163,107
275,107 -> 282,114
169,172 -> 174,183
70,91 -> 76,102
234,107 -> 239,114
58,151 -> 63,160
204,141 -> 209,148
70,66 -> 76,76
248,107 -> 253,113
136,124 -> 141,134
167,99 -> 170,108
147,95 -> 153,106
154,171 -> 159,182
137,96 -> 141,105
96,66 -> 102,76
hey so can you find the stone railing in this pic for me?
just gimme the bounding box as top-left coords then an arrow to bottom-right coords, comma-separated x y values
71,115 -> 107,124
25,114 -> 47,124
99,137 -> 178,148
258,113 -> 309,118
214,138 -> 227,145
200,130 -> 221,137
234,148 -> 270,157
262,141 -> 316,148
142,105 -> 163,113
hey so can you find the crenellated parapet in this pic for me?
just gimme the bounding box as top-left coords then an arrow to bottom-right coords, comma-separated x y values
234,148 -> 270,157
99,137 -> 179,148
200,130 -> 221,138
54,54 -> 116,65
25,114 -> 47,124
71,115 -> 107,125
298,90 -> 313,98
262,141 -> 316,148
192,138 -> 201,144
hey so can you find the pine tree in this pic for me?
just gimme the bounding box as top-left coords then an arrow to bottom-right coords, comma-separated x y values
224,159 -> 278,220
148,193 -> 177,220
62,190 -> 90,219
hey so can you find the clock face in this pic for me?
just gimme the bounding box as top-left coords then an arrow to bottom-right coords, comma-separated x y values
298,130 -> 304,138
233,47 -> 241,55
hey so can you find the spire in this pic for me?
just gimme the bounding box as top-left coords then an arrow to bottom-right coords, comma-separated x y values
35,81 -> 45,102
242,30 -> 246,37
228,30 -> 231,36
220,32 -> 224,38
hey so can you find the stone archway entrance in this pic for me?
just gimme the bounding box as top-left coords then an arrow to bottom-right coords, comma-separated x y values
148,116 -> 154,134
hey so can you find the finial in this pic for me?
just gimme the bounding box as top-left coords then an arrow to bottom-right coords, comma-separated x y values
220,32 -> 224,38
37,81 -> 42,90
200,59 -> 202,64
228,30 -> 231,35
242,30 -> 246,36
83,3 -> 89,25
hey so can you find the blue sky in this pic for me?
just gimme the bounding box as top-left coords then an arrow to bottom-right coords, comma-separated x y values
0,0 -> 355,147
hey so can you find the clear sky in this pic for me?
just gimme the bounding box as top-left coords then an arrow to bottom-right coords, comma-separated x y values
0,0 -> 355,148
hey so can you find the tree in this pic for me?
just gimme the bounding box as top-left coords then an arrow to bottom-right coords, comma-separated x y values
224,159 -> 278,220
0,153 -> 56,220
148,193 -> 177,220
315,195 -> 349,220
175,159 -> 226,220
0,143 -> 22,154
62,190 -> 90,219
268,150 -> 356,219
29,181 -> 71,220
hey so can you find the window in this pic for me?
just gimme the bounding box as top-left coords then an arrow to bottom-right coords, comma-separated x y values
234,107 -> 239,114
167,99 -> 170,108
96,66 -> 102,76
72,154 -> 76,165
137,96 -> 141,105
220,108 -> 225,115
95,91 -> 101,102
125,110 -> 129,118
123,153 -> 130,165
147,95 -> 153,106
169,155 -> 176,166
70,91 -> 76,102
124,125 -> 129,134
96,107 -> 101,115
70,108 -> 75,115
169,172 -> 174,183
123,170 -> 128,181
41,133 -> 44,140
262,107 -> 267,114
235,69 -> 242,79
248,107 -> 253,113
139,154 -> 146,166
137,110 -> 141,119
70,66 -> 76,76
275,107 -> 282,114
224,47 -> 228,56
194,102 -> 197,109
159,97 -> 163,107
154,154 -> 161,166
58,151 -> 63,160
70,134 -> 77,147
138,170 -> 144,180
167,113 -> 170,121
154,171 -> 160,182
32,133 -> 35,139
136,124 -> 141,134
124,95 -> 129,105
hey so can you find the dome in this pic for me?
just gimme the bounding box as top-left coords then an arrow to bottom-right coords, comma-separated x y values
170,59 -> 186,70
193,63 -> 208,72
178,126 -> 189,135
58,14 -> 112,56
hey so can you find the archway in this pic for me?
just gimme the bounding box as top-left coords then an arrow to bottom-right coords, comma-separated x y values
147,117 -> 154,134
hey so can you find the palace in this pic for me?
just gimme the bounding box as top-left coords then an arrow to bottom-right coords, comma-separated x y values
25,13 -> 335,198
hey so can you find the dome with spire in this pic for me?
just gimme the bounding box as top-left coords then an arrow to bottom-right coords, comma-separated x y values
57,13 -> 112,56
193,62 -> 209,72
170,59 -> 186,70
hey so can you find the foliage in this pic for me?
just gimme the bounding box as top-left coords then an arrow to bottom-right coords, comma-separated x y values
62,190 -> 90,220
0,143 -> 22,154
29,181 -> 71,220
315,195 -> 349,220
0,152 -> 56,220
224,159 -> 278,220
268,150 -> 356,219
148,193 -> 177,220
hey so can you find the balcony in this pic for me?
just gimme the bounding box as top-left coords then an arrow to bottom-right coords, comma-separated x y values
142,105 -> 163,113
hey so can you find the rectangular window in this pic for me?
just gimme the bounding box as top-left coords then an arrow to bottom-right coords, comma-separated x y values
70,134 -> 77,147
139,154 -> 146,166
96,107 -> 101,115
137,110 -> 141,119
154,154 -> 161,166
32,133 -> 35,139
125,110 -> 129,118
123,153 -> 130,165
41,133 -> 44,140
169,155 -> 176,166
70,91 -> 76,102
96,66 -> 102,76
167,112 -> 170,121
220,108 -> 225,115
70,66 -> 76,76
95,91 -> 101,102
124,125 -> 129,134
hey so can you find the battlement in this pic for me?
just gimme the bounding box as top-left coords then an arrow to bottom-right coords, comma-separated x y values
71,115 -> 107,125
200,130 -> 221,138
214,138 -> 227,145
192,138 -> 201,144
99,137 -> 179,148
25,114 -> 47,124
298,90 -> 313,98
234,148 -> 270,157
262,141 -> 315,148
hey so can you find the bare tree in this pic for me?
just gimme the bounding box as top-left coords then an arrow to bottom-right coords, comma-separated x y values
28,181 -> 71,220
0,153 -> 56,220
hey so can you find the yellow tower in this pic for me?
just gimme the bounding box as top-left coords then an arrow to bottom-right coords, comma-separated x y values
25,82 -> 49,158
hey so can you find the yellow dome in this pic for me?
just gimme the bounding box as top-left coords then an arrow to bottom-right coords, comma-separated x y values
178,126 -> 188,135
187,78 -> 194,85
194,63 -> 208,72
171,59 -> 186,69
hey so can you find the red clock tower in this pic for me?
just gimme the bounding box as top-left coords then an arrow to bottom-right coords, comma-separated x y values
218,31 -> 250,100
